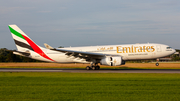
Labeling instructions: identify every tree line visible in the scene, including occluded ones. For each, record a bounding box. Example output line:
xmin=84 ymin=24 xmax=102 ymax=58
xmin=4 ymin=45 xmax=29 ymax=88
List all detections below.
xmin=0 ymin=48 xmax=179 ymax=62
xmin=0 ymin=48 xmax=39 ymax=62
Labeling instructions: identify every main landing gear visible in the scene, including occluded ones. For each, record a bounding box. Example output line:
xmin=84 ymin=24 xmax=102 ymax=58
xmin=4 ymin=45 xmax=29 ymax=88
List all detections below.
xmin=86 ymin=63 xmax=100 ymax=70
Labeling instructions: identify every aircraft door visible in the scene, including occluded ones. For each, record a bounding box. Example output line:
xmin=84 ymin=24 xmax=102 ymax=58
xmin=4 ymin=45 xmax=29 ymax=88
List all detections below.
xmin=156 ymin=45 xmax=161 ymax=52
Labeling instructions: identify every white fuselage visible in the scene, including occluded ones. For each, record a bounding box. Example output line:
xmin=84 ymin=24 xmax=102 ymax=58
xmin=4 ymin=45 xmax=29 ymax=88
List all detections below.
xmin=9 ymin=25 xmax=176 ymax=67
xmin=30 ymin=43 xmax=175 ymax=63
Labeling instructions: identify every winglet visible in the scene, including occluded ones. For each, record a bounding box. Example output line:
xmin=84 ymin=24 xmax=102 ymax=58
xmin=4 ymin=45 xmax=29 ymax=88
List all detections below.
xmin=44 ymin=43 xmax=54 ymax=49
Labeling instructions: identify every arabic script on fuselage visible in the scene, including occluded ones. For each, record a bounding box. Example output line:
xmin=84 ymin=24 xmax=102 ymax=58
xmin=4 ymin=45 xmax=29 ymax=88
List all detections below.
xmin=97 ymin=47 xmax=113 ymax=51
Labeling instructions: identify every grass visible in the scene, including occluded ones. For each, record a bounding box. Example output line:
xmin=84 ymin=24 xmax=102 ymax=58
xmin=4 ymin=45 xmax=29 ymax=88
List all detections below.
xmin=0 ymin=72 xmax=180 ymax=101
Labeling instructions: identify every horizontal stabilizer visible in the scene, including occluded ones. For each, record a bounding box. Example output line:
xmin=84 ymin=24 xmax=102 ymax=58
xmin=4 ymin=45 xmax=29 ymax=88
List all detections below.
xmin=44 ymin=43 xmax=54 ymax=49
xmin=13 ymin=51 xmax=30 ymax=56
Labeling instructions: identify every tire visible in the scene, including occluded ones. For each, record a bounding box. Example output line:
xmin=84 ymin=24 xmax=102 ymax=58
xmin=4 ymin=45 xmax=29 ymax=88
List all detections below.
xmin=96 ymin=66 xmax=100 ymax=70
xmin=86 ymin=66 xmax=90 ymax=70
xmin=156 ymin=63 xmax=159 ymax=66
xmin=92 ymin=66 xmax=96 ymax=70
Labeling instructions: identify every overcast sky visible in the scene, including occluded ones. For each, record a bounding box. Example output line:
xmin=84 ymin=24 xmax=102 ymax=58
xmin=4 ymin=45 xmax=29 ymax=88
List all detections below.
xmin=0 ymin=0 xmax=180 ymax=49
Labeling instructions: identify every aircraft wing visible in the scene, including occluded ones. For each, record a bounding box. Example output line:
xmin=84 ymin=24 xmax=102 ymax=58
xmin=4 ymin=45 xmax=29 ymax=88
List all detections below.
xmin=44 ymin=43 xmax=111 ymax=61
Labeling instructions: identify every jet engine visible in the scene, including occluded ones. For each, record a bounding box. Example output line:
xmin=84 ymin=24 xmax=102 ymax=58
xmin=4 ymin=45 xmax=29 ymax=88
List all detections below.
xmin=100 ymin=56 xmax=125 ymax=66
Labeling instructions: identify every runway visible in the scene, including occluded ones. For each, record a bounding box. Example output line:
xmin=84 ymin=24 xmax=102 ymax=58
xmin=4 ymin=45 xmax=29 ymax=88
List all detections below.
xmin=0 ymin=68 xmax=180 ymax=73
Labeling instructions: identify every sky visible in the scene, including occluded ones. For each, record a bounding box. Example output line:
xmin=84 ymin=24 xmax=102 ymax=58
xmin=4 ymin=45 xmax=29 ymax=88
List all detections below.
xmin=0 ymin=0 xmax=180 ymax=49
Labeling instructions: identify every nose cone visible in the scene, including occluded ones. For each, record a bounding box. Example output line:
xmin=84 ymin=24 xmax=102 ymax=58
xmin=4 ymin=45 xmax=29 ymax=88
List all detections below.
xmin=172 ymin=49 xmax=176 ymax=54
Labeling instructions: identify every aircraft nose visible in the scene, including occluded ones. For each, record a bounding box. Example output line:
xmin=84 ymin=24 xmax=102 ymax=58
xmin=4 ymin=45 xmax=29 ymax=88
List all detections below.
xmin=172 ymin=49 xmax=176 ymax=54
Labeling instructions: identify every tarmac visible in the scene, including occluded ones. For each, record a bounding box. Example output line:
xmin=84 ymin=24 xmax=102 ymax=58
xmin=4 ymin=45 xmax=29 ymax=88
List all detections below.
xmin=0 ymin=68 xmax=180 ymax=73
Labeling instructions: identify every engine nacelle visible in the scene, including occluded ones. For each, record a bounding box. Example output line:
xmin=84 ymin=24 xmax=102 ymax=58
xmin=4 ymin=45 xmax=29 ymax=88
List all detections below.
xmin=100 ymin=56 xmax=125 ymax=66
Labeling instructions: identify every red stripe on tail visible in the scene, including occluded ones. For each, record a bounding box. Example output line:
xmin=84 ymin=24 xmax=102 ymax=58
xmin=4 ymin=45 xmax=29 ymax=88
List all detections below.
xmin=22 ymin=35 xmax=55 ymax=62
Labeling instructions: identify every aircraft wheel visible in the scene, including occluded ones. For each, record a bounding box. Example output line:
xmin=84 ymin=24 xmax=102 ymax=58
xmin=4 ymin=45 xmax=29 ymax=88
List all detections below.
xmin=96 ymin=66 xmax=100 ymax=70
xmin=92 ymin=66 xmax=96 ymax=70
xmin=86 ymin=66 xmax=90 ymax=70
xmin=156 ymin=63 xmax=159 ymax=66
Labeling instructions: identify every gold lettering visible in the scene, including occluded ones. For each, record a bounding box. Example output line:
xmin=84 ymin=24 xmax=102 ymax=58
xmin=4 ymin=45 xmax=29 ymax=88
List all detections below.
xmin=117 ymin=45 xmax=155 ymax=53
xmin=146 ymin=46 xmax=150 ymax=52
xmin=98 ymin=47 xmax=114 ymax=51
xmin=122 ymin=47 xmax=125 ymax=53
xmin=102 ymin=47 xmax=106 ymax=50
xmin=123 ymin=47 xmax=131 ymax=53
xmin=143 ymin=46 xmax=146 ymax=52
xmin=134 ymin=47 xmax=138 ymax=53
xmin=128 ymin=47 xmax=131 ymax=53
xmin=131 ymin=45 xmax=134 ymax=53
xmin=117 ymin=46 xmax=122 ymax=53
xmin=151 ymin=46 xmax=155 ymax=52
xmin=138 ymin=46 xmax=142 ymax=52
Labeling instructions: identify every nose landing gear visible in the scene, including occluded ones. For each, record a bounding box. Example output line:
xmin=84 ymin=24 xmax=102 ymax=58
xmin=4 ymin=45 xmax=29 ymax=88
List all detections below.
xmin=156 ymin=59 xmax=159 ymax=66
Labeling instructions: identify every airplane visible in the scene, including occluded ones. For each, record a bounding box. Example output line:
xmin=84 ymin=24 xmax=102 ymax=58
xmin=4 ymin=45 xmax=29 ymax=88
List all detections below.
xmin=8 ymin=24 xmax=176 ymax=70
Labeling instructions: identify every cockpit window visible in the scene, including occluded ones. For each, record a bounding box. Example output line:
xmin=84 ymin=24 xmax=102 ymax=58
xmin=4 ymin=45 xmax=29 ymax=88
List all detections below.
xmin=166 ymin=47 xmax=172 ymax=49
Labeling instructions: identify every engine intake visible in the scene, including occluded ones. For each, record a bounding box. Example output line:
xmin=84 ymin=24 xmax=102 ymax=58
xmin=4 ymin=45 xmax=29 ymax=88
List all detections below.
xmin=100 ymin=56 xmax=125 ymax=66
